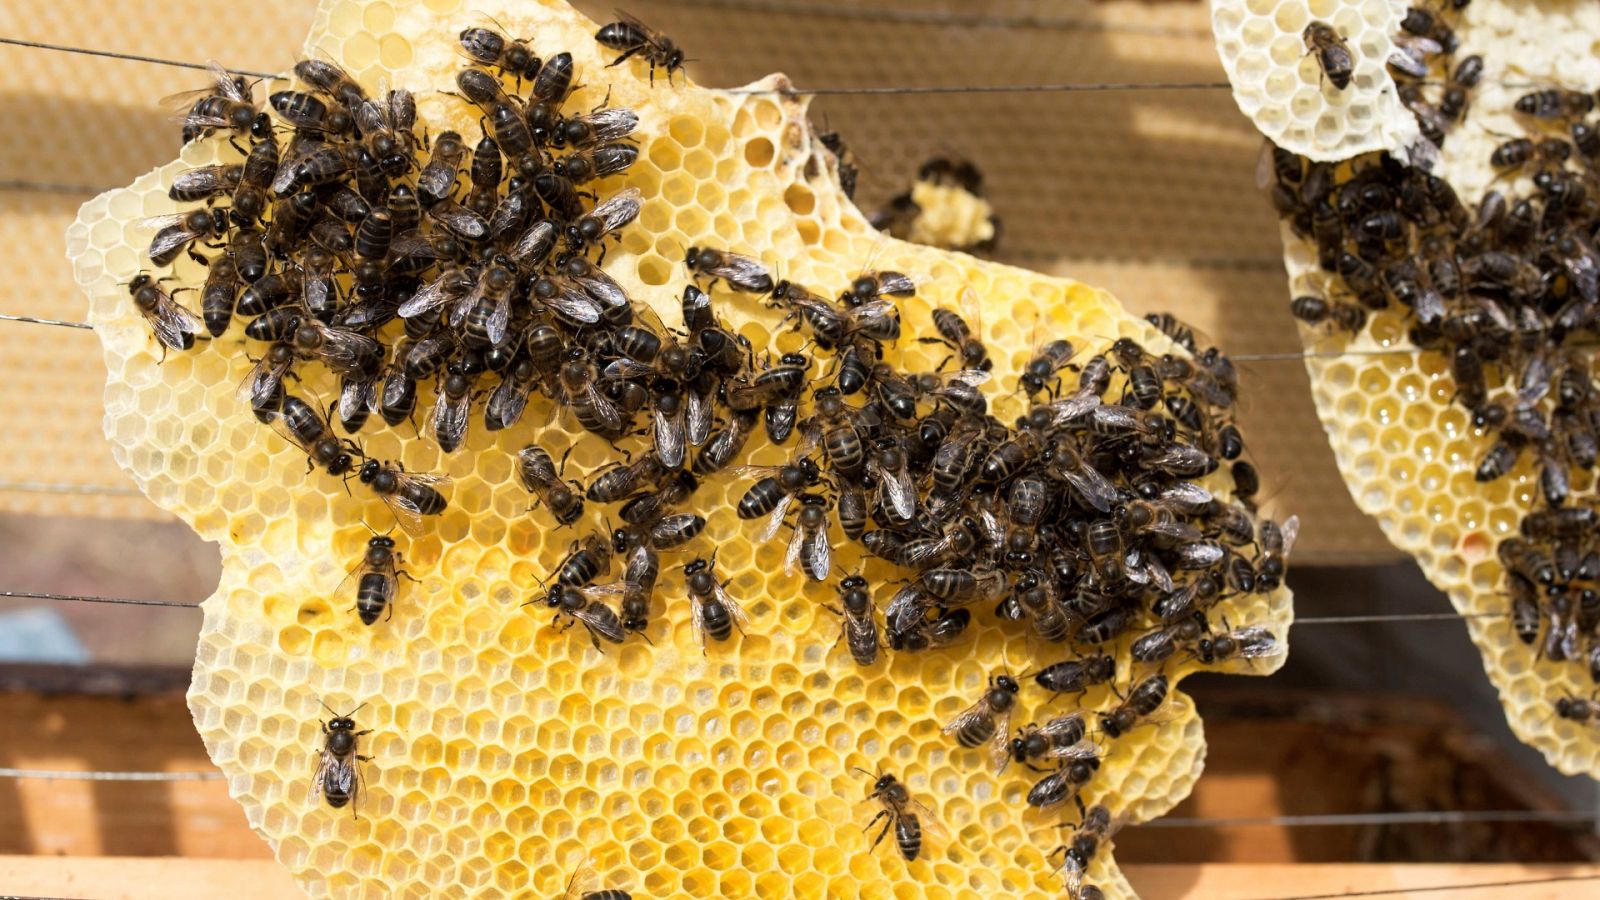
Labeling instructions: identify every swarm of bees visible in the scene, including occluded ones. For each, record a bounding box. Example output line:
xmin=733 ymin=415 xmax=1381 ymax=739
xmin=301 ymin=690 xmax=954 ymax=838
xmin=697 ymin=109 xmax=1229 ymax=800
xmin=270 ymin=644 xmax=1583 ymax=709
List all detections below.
xmin=142 ymin=12 xmax=1288 ymax=891
xmin=1267 ymin=4 xmax=1600 ymax=720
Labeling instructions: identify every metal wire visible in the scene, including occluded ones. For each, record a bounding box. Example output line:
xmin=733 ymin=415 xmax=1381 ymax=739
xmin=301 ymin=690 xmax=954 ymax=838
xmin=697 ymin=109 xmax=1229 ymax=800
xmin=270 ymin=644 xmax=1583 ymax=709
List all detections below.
xmin=1148 ymin=810 xmax=1599 ymax=828
xmin=1295 ymin=611 xmax=1505 ymax=626
xmin=0 ymin=479 xmax=143 ymax=497
xmin=716 ymin=80 xmax=1234 ymax=96
xmin=0 ymin=590 xmax=199 ymax=610
xmin=654 ymin=0 xmax=1215 ymax=39
xmin=0 ymin=36 xmax=274 ymax=79
xmin=0 ymin=312 xmax=93 ymax=330
xmin=0 ymin=766 xmax=222 ymax=782
xmin=0 ymin=178 xmax=109 ymax=195
xmin=1265 ymin=873 xmax=1600 ymax=900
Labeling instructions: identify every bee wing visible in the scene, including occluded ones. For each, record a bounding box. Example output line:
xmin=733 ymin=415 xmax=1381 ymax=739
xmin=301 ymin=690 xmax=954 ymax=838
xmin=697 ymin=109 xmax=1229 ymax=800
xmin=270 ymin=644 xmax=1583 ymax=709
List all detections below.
xmin=571 ymin=107 xmax=639 ymax=144
xmin=941 ymin=696 xmax=994 ymax=739
xmin=309 ymin=750 xmax=336 ymax=804
xmin=433 ymin=394 xmax=470 ymax=451
xmin=943 ymin=368 xmax=991 ymax=388
xmin=145 ymin=293 xmax=205 ymax=350
xmin=310 ymin=323 xmax=382 ymax=374
xmin=906 ymin=795 xmax=951 ymax=846
xmin=686 ymin=387 xmax=713 ymax=446
xmin=340 ymin=373 xmax=377 ymax=421
xmin=757 ymin=491 xmax=795 ymax=544
xmin=714 ymin=579 xmax=750 ymax=633
xmin=573 ymin=602 xmax=626 ymax=644
xmin=708 ymin=251 xmax=771 ymax=285
xmin=1049 ymin=390 xmax=1101 ymax=425
xmin=1279 ymin=515 xmax=1300 ymax=558
xmin=575 ymin=267 xmax=629 ymax=310
xmin=784 ymin=520 xmax=805 ymax=576
xmin=560 ymin=858 xmax=601 ymax=900
xmin=1060 ymin=462 xmax=1118 ymax=513
xmin=508 ymin=221 xmax=558 ymax=269
xmin=352 ymin=95 xmax=390 ymax=136
xmin=1038 ymin=712 xmax=1088 ymax=745
xmin=397 ymin=269 xmax=465 ymax=319
xmin=271 ymin=142 xmax=318 ymax=194
xmin=545 ymin=280 xmax=603 ymax=325
xmin=486 ymin=292 xmax=512 ymax=346
xmin=383 ymin=472 xmax=452 ymax=534
xmin=449 ymin=271 xmax=490 ymax=328
xmin=170 ymin=165 xmax=236 ymax=197
xmin=238 ymin=350 xmax=291 ymax=407
xmin=1141 ymin=552 xmax=1174 ymax=593
xmin=956 ymin=285 xmax=985 ymax=338
xmin=487 ymin=375 xmax=532 ymax=430
xmin=875 ymin=464 xmax=917 ymax=522
xmin=592 ymin=186 xmax=643 ymax=233
xmin=1231 ymin=627 xmax=1283 ymax=659
xmin=207 ymin=60 xmax=251 ymax=102
xmin=805 ymin=528 xmax=832 ymax=582
xmin=427 ymin=200 xmax=490 ymax=241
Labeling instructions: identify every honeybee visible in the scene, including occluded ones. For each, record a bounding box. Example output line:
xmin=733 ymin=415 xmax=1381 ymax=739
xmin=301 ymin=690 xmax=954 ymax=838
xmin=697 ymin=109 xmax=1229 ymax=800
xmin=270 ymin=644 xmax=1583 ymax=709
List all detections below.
xmin=827 ymin=575 xmax=881 ymax=666
xmin=128 ymin=273 xmax=204 ymax=353
xmin=341 ymin=533 xmax=415 ymax=625
xmin=685 ymin=246 xmax=775 ymax=293
xmin=1005 ymin=713 xmax=1089 ymax=774
xmin=596 ymin=13 xmax=687 ymax=84
xmin=518 ymin=446 xmax=585 ymax=526
xmin=943 ymin=674 xmax=1020 ymax=770
xmin=857 ymin=769 xmax=946 ymax=862
xmin=1303 ymin=22 xmax=1354 ymax=90
xmin=311 ymin=701 xmax=372 ymax=817
xmin=559 ymin=858 xmax=633 ymax=900
xmin=1099 ymin=674 xmax=1169 ymax=738
xmin=686 ymin=556 xmax=748 ymax=649
xmin=356 ymin=459 xmax=450 ymax=534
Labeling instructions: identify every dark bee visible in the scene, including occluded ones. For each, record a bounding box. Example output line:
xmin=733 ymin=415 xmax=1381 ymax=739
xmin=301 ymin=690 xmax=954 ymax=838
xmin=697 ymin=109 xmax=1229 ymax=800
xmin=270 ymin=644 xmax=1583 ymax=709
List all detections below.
xmin=342 ymin=534 xmax=414 ymax=625
xmin=518 ymin=446 xmax=585 ymax=526
xmin=1554 ymin=695 xmax=1600 ymax=727
xmin=168 ymin=164 xmax=241 ymax=203
xmin=273 ymin=394 xmax=356 ymax=476
xmin=553 ymin=142 xmax=639 ymax=184
xmin=1099 ymin=674 xmax=1169 ymax=738
xmin=1195 ymin=624 xmax=1280 ymax=665
xmin=943 ymin=674 xmax=1020 ymax=770
xmin=1129 ymin=614 xmax=1207 ymax=665
xmin=818 ymin=129 xmax=859 ymax=198
xmin=565 ymin=187 xmax=643 ymax=254
xmin=785 ymin=493 xmax=833 ymax=582
xmin=685 ymin=246 xmax=775 ymax=293
xmin=925 ymin=288 xmax=992 ymax=371
xmin=1020 ymin=339 xmax=1075 ymax=398
xmin=1025 ymin=745 xmax=1102 ymax=810
xmin=1005 ymin=712 xmax=1088 ymax=774
xmin=144 ymin=207 xmax=231 ymax=266
xmin=1303 ymin=22 xmax=1354 ymax=91
xmin=532 ymin=51 xmax=576 ymax=104
xmin=1290 ymin=294 xmax=1367 ymax=332
xmin=595 ymin=13 xmax=687 ymax=84
xmin=541 ymin=582 xmax=627 ymax=651
xmin=858 ymin=769 xmax=943 ymax=862
xmin=686 ymin=556 xmax=748 ymax=649
xmin=559 ymin=859 xmax=633 ymax=900
xmin=170 ymin=61 xmax=266 ymax=144
xmin=1514 ymin=88 xmax=1595 ymax=122
xmin=827 ymin=575 xmax=880 ymax=667
xmin=458 ymin=25 xmax=541 ymax=83
xmin=694 ymin=409 xmax=761 ymax=476
xmin=311 ymin=701 xmax=371 ymax=816
xmin=357 ymin=459 xmax=450 ymax=533
xmin=128 ymin=273 xmax=204 ymax=353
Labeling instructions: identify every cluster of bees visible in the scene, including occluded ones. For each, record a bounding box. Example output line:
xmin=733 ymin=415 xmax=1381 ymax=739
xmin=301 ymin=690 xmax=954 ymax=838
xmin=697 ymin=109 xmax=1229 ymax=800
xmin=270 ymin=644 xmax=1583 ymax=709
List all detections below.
xmin=1275 ymin=6 xmax=1600 ymax=723
xmin=133 ymin=14 xmax=1289 ymax=894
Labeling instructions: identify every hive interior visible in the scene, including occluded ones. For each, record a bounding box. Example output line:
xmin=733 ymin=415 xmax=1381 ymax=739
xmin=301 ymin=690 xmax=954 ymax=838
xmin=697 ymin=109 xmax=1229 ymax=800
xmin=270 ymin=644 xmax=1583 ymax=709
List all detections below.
xmin=1224 ymin=0 xmax=1600 ymax=776
xmin=65 ymin=0 xmax=1292 ymax=896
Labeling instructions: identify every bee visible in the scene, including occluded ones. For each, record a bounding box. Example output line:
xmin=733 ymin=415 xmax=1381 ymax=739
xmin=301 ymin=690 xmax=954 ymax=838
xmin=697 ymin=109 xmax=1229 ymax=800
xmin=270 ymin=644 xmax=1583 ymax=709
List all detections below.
xmin=1055 ymin=803 xmax=1116 ymax=900
xmin=685 ymin=246 xmax=775 ymax=293
xmin=274 ymin=394 xmax=356 ymax=476
xmin=858 ymin=769 xmax=944 ymax=862
xmin=541 ymin=582 xmax=627 ymax=651
xmin=924 ymin=287 xmax=992 ymax=371
xmin=1289 ymin=294 xmax=1367 ymax=332
xmin=341 ymin=534 xmax=415 ymax=625
xmin=485 ymin=355 xmax=540 ymax=432
xmin=844 ymin=268 xmax=917 ymax=306
xmin=614 ymin=542 xmax=661 ymax=635
xmin=1025 ymin=744 xmax=1102 ymax=810
xmin=1255 ymin=515 xmax=1298 ymax=592
xmin=886 ymin=603 xmax=971 ymax=652
xmin=818 ymin=128 xmax=859 ymax=199
xmin=553 ymin=142 xmax=640 ymax=184
xmin=558 ymin=107 xmax=641 ymax=149
xmin=595 ymin=13 xmax=687 ymax=84
xmin=561 ymin=187 xmax=643 ymax=256
xmin=518 ymin=446 xmax=585 ymax=526
xmin=311 ymin=701 xmax=371 ymax=816
xmin=686 ymin=556 xmax=748 ymax=649
xmin=735 ymin=456 xmax=823 ymax=543
xmin=170 ymin=61 xmax=266 ymax=144
xmin=458 ymin=24 xmax=541 ymax=83
xmin=128 ymin=273 xmax=204 ymax=353
xmin=558 ymin=355 xmax=627 ymax=438
xmin=588 ymin=455 xmax=668 ymax=505
xmin=532 ymin=50 xmax=576 ymax=104
xmin=1015 ymin=571 xmax=1074 ymax=645
xmin=866 ymin=515 xmax=980 ymax=572
xmin=786 ymin=493 xmax=834 ymax=582
xmin=1053 ymin=437 xmax=1121 ymax=514
xmin=338 ymin=360 xmax=382 ymax=435
xmin=1514 ymin=88 xmax=1595 ymax=122
xmin=1099 ymin=674 xmax=1169 ymax=738
xmin=357 ymin=459 xmax=450 ymax=533
xmin=943 ymin=674 xmax=1021 ymax=769
xmin=694 ymin=409 xmax=760 ymax=476
xmin=1129 ymin=614 xmax=1208 ymax=665
xmin=1020 ymin=339 xmax=1076 ymax=398
xmin=1554 ymin=695 xmax=1600 ymax=727
xmin=827 ymin=575 xmax=880 ymax=666
xmin=168 ymin=164 xmax=242 ymax=203
xmin=144 ymin=207 xmax=230 ymax=267
xmin=1006 ymin=713 xmax=1089 ymax=774
xmin=1303 ymin=22 xmax=1354 ymax=91
xmin=1194 ymin=624 xmax=1280 ymax=664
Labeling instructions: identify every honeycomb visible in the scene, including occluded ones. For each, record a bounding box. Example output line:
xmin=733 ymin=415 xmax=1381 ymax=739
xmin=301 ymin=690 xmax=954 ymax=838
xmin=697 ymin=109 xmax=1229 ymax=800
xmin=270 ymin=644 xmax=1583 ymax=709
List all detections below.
xmin=1234 ymin=0 xmax=1600 ymax=776
xmin=1210 ymin=0 xmax=1420 ymax=162
xmin=65 ymin=0 xmax=1292 ymax=896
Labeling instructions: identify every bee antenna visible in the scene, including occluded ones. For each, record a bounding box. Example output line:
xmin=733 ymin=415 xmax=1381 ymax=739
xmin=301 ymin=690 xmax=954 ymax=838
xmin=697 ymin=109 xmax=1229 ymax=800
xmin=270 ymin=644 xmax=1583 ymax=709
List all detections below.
xmin=318 ymin=699 xmax=339 ymax=717
xmin=850 ymin=766 xmax=875 ymax=779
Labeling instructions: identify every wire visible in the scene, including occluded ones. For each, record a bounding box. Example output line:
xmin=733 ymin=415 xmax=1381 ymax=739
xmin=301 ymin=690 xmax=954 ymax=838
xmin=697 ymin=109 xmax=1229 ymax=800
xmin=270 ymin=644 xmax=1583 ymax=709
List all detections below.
xmin=0 ymin=766 xmax=222 ymax=782
xmin=716 ymin=80 xmax=1233 ymax=97
xmin=0 ymin=178 xmax=109 ymax=195
xmin=0 ymin=479 xmax=144 ymax=497
xmin=653 ymin=0 xmax=1214 ymax=38
xmin=0 ymin=36 xmax=274 ymax=79
xmin=0 ymin=312 xmax=93 ymax=330
xmin=1263 ymin=873 xmax=1600 ymax=900
xmin=1146 ymin=809 xmax=1599 ymax=828
xmin=0 ymin=590 xmax=199 ymax=610
xmin=1294 ymin=611 xmax=1504 ymax=626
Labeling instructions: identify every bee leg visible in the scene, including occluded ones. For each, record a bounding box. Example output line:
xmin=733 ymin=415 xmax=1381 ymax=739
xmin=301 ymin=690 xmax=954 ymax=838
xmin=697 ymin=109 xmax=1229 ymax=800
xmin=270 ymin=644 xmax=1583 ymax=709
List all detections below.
xmin=868 ymin=812 xmax=894 ymax=852
xmin=606 ymin=45 xmax=647 ymax=68
xmin=584 ymin=624 xmax=604 ymax=652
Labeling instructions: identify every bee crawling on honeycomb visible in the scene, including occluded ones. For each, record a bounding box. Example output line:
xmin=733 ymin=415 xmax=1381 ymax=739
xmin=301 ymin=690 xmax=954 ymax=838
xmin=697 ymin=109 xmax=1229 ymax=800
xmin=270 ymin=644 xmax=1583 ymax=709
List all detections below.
xmin=70 ymin=0 xmax=1295 ymax=895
